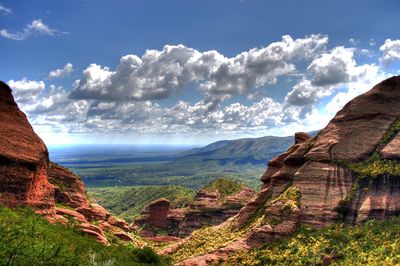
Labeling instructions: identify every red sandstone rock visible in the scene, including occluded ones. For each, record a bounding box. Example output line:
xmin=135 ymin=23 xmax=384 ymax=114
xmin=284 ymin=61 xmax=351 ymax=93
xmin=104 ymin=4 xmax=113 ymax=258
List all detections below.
xmin=81 ymin=229 xmax=109 ymax=245
xmin=76 ymin=204 xmax=109 ymax=222
xmin=306 ymin=76 xmax=400 ymax=162
xmin=0 ymin=81 xmax=132 ymax=245
xmin=0 ymin=82 xmax=55 ymax=210
xmin=55 ymin=207 xmax=87 ymax=223
xmin=234 ymin=76 xmax=400 ymax=248
xmin=114 ymin=232 xmax=134 ymax=242
xmin=380 ymin=133 xmax=400 ymax=159
xmin=107 ymin=215 xmax=130 ymax=231
xmin=136 ymin=186 xmax=256 ymax=238
xmin=295 ymin=132 xmax=311 ymax=144
xmin=48 ymin=163 xmax=89 ymax=208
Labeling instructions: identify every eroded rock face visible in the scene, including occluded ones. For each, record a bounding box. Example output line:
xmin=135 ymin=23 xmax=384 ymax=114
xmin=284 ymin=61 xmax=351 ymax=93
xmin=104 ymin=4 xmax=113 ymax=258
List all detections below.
xmin=136 ymin=186 xmax=256 ymax=239
xmin=306 ymin=76 xmax=400 ymax=162
xmin=380 ymin=133 xmax=400 ymax=159
xmin=164 ymin=76 xmax=400 ymax=265
xmin=238 ymin=76 xmax=400 ymax=232
xmin=0 ymin=81 xmax=134 ymax=244
xmin=0 ymin=81 xmax=55 ymax=210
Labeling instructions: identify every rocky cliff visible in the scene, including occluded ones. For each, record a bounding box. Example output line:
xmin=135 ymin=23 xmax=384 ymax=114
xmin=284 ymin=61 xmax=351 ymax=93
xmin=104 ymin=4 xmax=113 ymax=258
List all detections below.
xmin=0 ymin=81 xmax=135 ymax=245
xmin=135 ymin=179 xmax=256 ymax=240
xmin=162 ymin=76 xmax=400 ymax=265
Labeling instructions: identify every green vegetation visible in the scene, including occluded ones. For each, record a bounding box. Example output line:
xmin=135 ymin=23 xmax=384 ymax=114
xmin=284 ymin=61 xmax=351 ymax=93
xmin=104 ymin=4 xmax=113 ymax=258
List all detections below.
xmin=52 ymin=138 xmax=290 ymax=191
xmin=170 ymin=219 xmax=248 ymax=263
xmin=377 ymin=117 xmax=400 ymax=150
xmin=202 ymin=178 xmax=244 ymax=199
xmin=88 ymin=186 xmax=196 ymax=222
xmin=0 ymin=205 xmax=170 ymax=266
xmin=74 ymin=161 xmax=264 ymax=190
xmin=335 ymin=118 xmax=400 ymax=219
xmin=225 ymin=217 xmax=400 ymax=265
xmin=346 ymin=152 xmax=400 ymax=177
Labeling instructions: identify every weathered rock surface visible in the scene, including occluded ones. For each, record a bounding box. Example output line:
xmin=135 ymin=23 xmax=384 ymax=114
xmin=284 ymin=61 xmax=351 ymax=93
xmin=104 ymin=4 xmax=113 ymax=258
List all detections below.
xmin=0 ymin=81 xmax=134 ymax=244
xmin=306 ymin=76 xmax=400 ymax=162
xmin=164 ymin=76 xmax=400 ymax=265
xmin=135 ymin=185 xmax=256 ymax=240
xmin=241 ymin=76 xmax=400 ymax=231
xmin=380 ymin=133 xmax=400 ymax=159
xmin=0 ymin=81 xmax=55 ymax=210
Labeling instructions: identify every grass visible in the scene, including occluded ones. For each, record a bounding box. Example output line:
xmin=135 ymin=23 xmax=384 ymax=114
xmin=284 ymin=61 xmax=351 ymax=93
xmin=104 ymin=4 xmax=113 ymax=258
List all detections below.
xmin=69 ymin=160 xmax=264 ymax=190
xmin=170 ymin=219 xmax=249 ymax=263
xmin=0 ymin=205 xmax=170 ymax=266
xmin=202 ymin=178 xmax=244 ymax=199
xmin=225 ymin=217 xmax=400 ymax=265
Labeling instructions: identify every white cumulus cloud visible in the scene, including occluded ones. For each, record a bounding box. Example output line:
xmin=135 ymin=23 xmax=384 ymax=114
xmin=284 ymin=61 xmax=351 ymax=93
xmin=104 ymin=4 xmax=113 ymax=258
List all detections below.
xmin=49 ymin=63 xmax=74 ymax=79
xmin=380 ymin=39 xmax=400 ymax=65
xmin=8 ymin=79 xmax=45 ymax=103
xmin=70 ymin=35 xmax=328 ymax=103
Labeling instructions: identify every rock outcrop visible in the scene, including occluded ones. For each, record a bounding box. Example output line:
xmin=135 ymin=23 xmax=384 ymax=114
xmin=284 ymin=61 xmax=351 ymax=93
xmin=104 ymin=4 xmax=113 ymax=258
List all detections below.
xmin=135 ymin=181 xmax=256 ymax=240
xmin=0 ymin=81 xmax=134 ymax=245
xmin=0 ymin=81 xmax=55 ymax=211
xmin=238 ymin=76 xmax=400 ymax=233
xmin=163 ymin=76 xmax=400 ymax=264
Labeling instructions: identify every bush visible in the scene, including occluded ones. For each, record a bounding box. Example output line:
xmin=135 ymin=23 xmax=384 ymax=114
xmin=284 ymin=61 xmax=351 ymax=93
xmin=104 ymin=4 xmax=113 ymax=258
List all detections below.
xmin=226 ymin=217 xmax=400 ymax=265
xmin=0 ymin=205 xmax=170 ymax=266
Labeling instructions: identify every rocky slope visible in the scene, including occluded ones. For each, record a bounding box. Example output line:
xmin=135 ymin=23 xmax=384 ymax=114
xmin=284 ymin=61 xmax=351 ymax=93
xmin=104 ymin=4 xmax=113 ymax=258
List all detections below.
xmin=162 ymin=76 xmax=400 ymax=265
xmin=135 ymin=179 xmax=256 ymax=240
xmin=0 ymin=81 xmax=135 ymax=245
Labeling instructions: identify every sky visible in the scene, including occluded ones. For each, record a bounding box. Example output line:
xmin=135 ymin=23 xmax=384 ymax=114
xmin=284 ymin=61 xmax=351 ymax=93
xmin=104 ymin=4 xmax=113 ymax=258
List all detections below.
xmin=1 ymin=0 xmax=400 ymax=145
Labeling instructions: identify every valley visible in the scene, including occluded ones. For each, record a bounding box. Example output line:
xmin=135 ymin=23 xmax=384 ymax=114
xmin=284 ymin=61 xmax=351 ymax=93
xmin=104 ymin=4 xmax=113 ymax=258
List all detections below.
xmin=49 ymin=136 xmax=293 ymax=190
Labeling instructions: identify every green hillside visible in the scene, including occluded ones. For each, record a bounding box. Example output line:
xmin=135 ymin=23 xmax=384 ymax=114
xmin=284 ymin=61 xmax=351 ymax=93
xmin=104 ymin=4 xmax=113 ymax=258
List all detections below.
xmin=0 ymin=205 xmax=169 ymax=266
xmin=225 ymin=217 xmax=400 ymax=265
xmin=89 ymin=186 xmax=196 ymax=223
xmin=202 ymin=178 xmax=244 ymax=199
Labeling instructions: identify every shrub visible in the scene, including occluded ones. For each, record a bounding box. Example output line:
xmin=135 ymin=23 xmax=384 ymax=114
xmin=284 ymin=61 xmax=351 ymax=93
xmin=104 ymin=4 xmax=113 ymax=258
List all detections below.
xmin=0 ymin=205 xmax=170 ymax=266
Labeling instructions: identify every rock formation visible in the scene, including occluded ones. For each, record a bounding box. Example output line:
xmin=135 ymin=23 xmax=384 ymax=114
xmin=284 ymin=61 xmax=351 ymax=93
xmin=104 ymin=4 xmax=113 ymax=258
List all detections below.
xmin=135 ymin=181 xmax=256 ymax=240
xmin=0 ymin=81 xmax=55 ymax=211
xmin=162 ymin=76 xmax=400 ymax=264
xmin=238 ymin=75 xmax=400 ymax=235
xmin=0 ymin=81 xmax=134 ymax=245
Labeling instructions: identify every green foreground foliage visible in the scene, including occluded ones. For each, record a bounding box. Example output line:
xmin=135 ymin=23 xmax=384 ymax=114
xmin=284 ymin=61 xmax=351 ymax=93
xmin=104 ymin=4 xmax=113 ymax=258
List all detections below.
xmin=0 ymin=205 xmax=170 ymax=266
xmin=225 ymin=217 xmax=400 ymax=265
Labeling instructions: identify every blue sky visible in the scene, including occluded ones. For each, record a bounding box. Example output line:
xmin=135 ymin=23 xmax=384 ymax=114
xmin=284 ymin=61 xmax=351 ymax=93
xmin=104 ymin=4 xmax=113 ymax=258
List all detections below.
xmin=1 ymin=0 xmax=400 ymax=145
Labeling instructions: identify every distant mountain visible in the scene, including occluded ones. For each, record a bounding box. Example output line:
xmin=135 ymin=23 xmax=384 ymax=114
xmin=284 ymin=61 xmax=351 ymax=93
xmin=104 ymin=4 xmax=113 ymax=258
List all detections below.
xmin=174 ymin=135 xmax=299 ymax=166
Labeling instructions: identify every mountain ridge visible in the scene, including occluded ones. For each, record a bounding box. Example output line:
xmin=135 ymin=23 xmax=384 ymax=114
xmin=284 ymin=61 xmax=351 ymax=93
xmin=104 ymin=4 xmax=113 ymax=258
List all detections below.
xmin=161 ymin=75 xmax=400 ymax=265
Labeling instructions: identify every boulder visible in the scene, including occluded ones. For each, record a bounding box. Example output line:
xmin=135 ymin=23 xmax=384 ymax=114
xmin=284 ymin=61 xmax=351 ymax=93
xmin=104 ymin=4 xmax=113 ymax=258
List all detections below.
xmin=294 ymin=132 xmax=311 ymax=144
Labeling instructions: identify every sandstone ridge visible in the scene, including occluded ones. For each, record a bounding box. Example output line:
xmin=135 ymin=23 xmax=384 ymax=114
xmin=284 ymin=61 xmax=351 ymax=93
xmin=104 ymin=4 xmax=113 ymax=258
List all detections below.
xmin=163 ymin=76 xmax=400 ymax=265
xmin=135 ymin=179 xmax=256 ymax=241
xmin=0 ymin=81 xmax=135 ymax=245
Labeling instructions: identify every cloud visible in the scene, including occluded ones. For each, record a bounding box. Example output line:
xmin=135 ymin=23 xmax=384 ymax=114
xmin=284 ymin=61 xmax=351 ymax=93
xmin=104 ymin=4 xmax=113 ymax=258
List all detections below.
xmin=8 ymin=79 xmax=45 ymax=103
xmin=285 ymin=79 xmax=325 ymax=106
xmin=0 ymin=19 xmax=65 ymax=40
xmin=70 ymin=35 xmax=328 ymax=103
xmin=0 ymin=3 xmax=11 ymax=14
xmin=307 ymin=47 xmax=355 ymax=86
xmin=12 ymin=35 xmax=396 ymax=144
xmin=49 ymin=63 xmax=74 ymax=79
xmin=380 ymin=39 xmax=400 ymax=65
xmin=285 ymin=45 xmax=381 ymax=108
